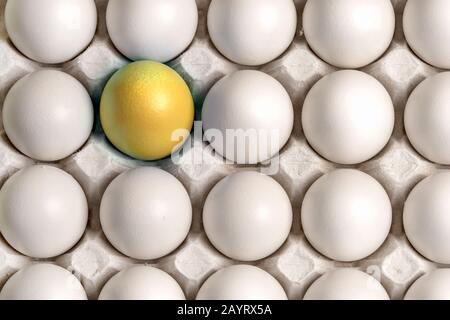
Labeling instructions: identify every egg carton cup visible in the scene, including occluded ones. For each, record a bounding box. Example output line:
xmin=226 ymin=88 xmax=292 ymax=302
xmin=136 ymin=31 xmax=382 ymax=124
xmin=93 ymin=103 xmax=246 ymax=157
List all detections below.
xmin=0 ymin=0 xmax=446 ymax=300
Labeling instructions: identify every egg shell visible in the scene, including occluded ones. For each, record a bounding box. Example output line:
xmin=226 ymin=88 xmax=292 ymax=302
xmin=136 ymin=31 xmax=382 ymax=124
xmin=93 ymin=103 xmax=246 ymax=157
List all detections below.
xmin=301 ymin=169 xmax=392 ymax=262
xmin=403 ymin=0 xmax=450 ymax=69
xmin=203 ymin=171 xmax=293 ymax=261
xmin=302 ymin=70 xmax=394 ymax=165
xmin=5 ymin=0 xmax=97 ymax=64
xmin=100 ymin=61 xmax=195 ymax=161
xmin=404 ymin=269 xmax=450 ymax=300
xmin=106 ymin=0 xmax=198 ymax=62
xmin=99 ymin=266 xmax=185 ymax=300
xmin=303 ymin=269 xmax=390 ymax=300
xmin=0 ymin=264 xmax=87 ymax=300
xmin=303 ymin=0 xmax=395 ymax=68
xmin=2 ymin=70 xmax=94 ymax=162
xmin=403 ymin=172 xmax=450 ymax=264
xmin=100 ymin=167 xmax=192 ymax=260
xmin=196 ymin=265 xmax=287 ymax=300
xmin=0 ymin=165 xmax=88 ymax=259
xmin=207 ymin=0 xmax=297 ymax=66
xmin=404 ymin=72 xmax=450 ymax=165
xmin=202 ymin=70 xmax=294 ymax=164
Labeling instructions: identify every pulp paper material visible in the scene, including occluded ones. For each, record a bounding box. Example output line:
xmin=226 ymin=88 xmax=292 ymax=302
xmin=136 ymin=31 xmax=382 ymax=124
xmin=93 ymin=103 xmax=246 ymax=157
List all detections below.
xmin=0 ymin=0 xmax=442 ymax=299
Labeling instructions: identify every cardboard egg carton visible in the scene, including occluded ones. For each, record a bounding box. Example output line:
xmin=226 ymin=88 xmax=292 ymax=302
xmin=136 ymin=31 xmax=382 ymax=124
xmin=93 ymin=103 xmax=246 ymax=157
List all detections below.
xmin=0 ymin=0 xmax=445 ymax=300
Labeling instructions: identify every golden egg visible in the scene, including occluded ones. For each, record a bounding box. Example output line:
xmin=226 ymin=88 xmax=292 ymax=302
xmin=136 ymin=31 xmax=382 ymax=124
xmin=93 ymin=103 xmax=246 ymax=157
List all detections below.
xmin=100 ymin=61 xmax=194 ymax=160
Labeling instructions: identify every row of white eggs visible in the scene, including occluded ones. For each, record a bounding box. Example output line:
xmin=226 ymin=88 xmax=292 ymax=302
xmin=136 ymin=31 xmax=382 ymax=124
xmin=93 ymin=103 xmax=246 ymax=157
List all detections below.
xmin=4 ymin=67 xmax=450 ymax=166
xmin=2 ymin=165 xmax=450 ymax=265
xmin=4 ymin=0 xmax=450 ymax=69
xmin=1 ymin=263 xmax=450 ymax=300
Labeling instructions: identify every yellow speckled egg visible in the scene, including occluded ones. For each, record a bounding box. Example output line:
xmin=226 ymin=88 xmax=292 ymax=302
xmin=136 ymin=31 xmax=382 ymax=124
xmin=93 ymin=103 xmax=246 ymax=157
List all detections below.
xmin=100 ymin=61 xmax=194 ymax=160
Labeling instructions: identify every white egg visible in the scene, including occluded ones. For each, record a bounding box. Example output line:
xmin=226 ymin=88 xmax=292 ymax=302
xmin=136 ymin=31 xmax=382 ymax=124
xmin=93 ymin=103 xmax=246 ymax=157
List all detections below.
xmin=203 ymin=171 xmax=292 ymax=262
xmin=404 ymin=0 xmax=450 ymax=69
xmin=304 ymin=269 xmax=389 ymax=300
xmin=99 ymin=266 xmax=185 ymax=300
xmin=405 ymin=73 xmax=450 ymax=164
xmin=202 ymin=70 xmax=294 ymax=164
xmin=302 ymin=70 xmax=394 ymax=165
xmin=0 ymin=264 xmax=87 ymax=300
xmin=0 ymin=165 xmax=88 ymax=259
xmin=207 ymin=0 xmax=297 ymax=66
xmin=100 ymin=167 xmax=192 ymax=260
xmin=404 ymin=269 xmax=450 ymax=300
xmin=403 ymin=172 xmax=450 ymax=264
xmin=2 ymin=70 xmax=94 ymax=162
xmin=196 ymin=265 xmax=287 ymax=300
xmin=5 ymin=0 xmax=97 ymax=64
xmin=106 ymin=0 xmax=198 ymax=62
xmin=303 ymin=0 xmax=395 ymax=68
xmin=301 ymin=169 xmax=392 ymax=262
